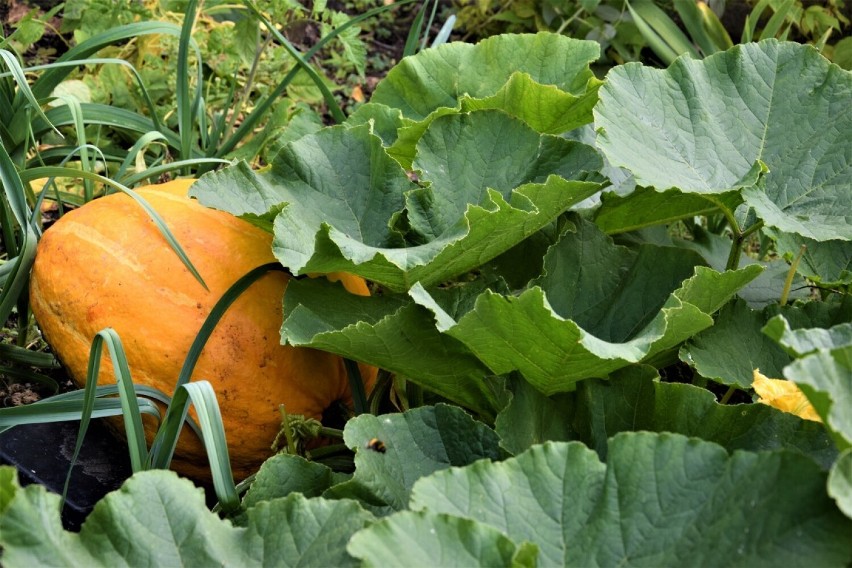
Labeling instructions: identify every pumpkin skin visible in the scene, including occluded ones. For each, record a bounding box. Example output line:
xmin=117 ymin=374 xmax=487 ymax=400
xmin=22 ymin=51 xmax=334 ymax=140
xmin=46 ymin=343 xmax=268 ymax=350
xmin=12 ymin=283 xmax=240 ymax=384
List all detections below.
xmin=30 ymin=179 xmax=374 ymax=480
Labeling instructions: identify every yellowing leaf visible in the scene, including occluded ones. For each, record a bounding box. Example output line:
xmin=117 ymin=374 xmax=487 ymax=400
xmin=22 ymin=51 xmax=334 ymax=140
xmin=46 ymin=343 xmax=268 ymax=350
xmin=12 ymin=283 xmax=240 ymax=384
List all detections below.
xmin=753 ymin=369 xmax=822 ymax=423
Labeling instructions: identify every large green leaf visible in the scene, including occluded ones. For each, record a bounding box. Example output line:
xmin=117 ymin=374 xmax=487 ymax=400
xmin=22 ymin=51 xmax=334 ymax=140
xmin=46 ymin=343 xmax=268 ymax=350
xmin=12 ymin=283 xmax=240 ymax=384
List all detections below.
xmin=672 ymin=226 xmax=810 ymax=308
xmin=0 ymin=469 xmax=373 ymax=567
xmin=829 ymin=449 xmax=852 ymax=519
xmin=496 ymin=371 xmax=838 ymax=469
xmin=770 ymin=230 xmax=852 ymax=286
xmin=323 ymin=405 xmax=503 ymax=516
xmin=412 ymin=220 xmax=761 ymax=393
xmin=348 ymin=511 xmax=537 ymax=568
xmin=595 ymin=40 xmax=852 ymax=241
xmin=409 ymin=433 xmax=852 ymax=567
xmin=240 ymin=453 xmax=344 ymax=510
xmin=192 ymin=113 xmax=602 ymax=292
xmin=784 ymin=345 xmax=852 ymax=449
xmin=371 ymin=33 xmax=600 ymax=121
xmin=280 ymin=279 xmax=501 ymax=416
xmin=763 ymin=316 xmax=852 ymax=357
xmin=680 ymin=299 xmax=793 ymax=388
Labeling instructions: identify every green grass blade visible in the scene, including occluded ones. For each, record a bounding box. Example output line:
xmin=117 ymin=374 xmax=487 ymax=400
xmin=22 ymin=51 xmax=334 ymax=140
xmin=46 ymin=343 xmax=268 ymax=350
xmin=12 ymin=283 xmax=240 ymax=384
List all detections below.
xmin=404 ymin=1 xmax=428 ymax=57
xmin=5 ymin=58 xmax=164 ymax=133
xmin=214 ymin=0 xmax=417 ymax=159
xmin=244 ymin=0 xmax=345 ymax=124
xmin=148 ymin=263 xmax=284 ymax=469
xmin=33 ymin=104 xmax=185 ymax=152
xmin=759 ymin=0 xmax=795 ymax=40
xmin=176 ymin=0 xmax=200 ymax=163
xmin=742 ymin=0 xmax=772 ymax=42
xmin=431 ymin=14 xmax=456 ymax=48
xmin=0 ymin=141 xmax=36 ymax=327
xmin=0 ymin=49 xmax=60 ymax=139
xmin=31 ymin=22 xmax=185 ymax=102
xmin=0 ymin=342 xmax=59 ymax=367
xmin=642 ymin=4 xmax=699 ymax=58
xmin=181 ymin=381 xmax=238 ymax=511
xmin=82 ymin=329 xmax=149 ymax=473
xmin=51 ymin=96 xmax=95 ymax=201
xmin=118 ymin=158 xmax=229 ymax=188
xmin=420 ymin=0 xmax=442 ymax=52
xmin=0 ymin=399 xmax=146 ymax=429
xmin=626 ymin=1 xmax=682 ymax=65
xmin=697 ymin=1 xmax=733 ymax=50
xmin=674 ymin=0 xmax=719 ymax=56
xmin=22 ymin=166 xmax=208 ymax=290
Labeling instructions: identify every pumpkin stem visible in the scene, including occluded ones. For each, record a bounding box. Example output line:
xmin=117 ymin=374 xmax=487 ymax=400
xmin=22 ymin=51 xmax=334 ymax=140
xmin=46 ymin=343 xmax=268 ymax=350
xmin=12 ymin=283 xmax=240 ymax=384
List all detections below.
xmin=271 ymin=406 xmax=326 ymax=455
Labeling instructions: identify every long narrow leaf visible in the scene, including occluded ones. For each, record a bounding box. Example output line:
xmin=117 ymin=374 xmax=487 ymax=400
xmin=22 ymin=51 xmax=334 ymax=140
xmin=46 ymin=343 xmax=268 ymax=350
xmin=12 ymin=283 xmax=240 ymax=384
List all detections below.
xmin=674 ymin=0 xmax=719 ymax=56
xmin=176 ymin=0 xmax=201 ymax=163
xmin=21 ymin=166 xmax=208 ymax=289
xmin=431 ymin=15 xmax=456 ymax=48
xmin=118 ymin=158 xmax=230 ymax=188
xmin=2 ymin=58 xmax=164 ymax=133
xmin=403 ymin=0 xmax=427 ymax=57
xmin=0 ymin=141 xmax=36 ymax=327
xmin=214 ymin=0 xmax=417 ymax=159
xmin=0 ymin=50 xmax=60 ymax=139
xmin=629 ymin=0 xmax=699 ymax=60
xmin=31 ymin=22 xmax=185 ymax=101
xmin=0 ymin=342 xmax=58 ymax=367
xmin=0 ymin=398 xmax=155 ymax=429
xmin=420 ymin=0 xmax=442 ymax=52
xmin=181 ymin=381 xmax=238 ymax=511
xmin=626 ymin=1 xmax=682 ymax=65
xmin=51 ymin=97 xmax=96 ymax=201
xmin=759 ymin=0 xmax=795 ymax=40
xmin=33 ymin=104 xmax=185 ymax=152
xmin=79 ymin=329 xmax=149 ymax=473
xmin=244 ymin=0 xmax=345 ymax=123
xmin=742 ymin=0 xmax=772 ymax=42
xmin=148 ymin=263 xmax=285 ymax=469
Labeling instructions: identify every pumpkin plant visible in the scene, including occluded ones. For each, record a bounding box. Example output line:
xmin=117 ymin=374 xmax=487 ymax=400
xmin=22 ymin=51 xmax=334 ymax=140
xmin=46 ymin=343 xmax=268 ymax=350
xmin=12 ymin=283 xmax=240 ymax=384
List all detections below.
xmin=2 ymin=33 xmax=852 ymax=566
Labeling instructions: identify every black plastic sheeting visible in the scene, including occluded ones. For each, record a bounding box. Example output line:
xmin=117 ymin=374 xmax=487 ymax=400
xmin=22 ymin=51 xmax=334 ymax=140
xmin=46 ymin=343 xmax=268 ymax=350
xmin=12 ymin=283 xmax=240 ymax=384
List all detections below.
xmin=0 ymin=420 xmax=131 ymax=531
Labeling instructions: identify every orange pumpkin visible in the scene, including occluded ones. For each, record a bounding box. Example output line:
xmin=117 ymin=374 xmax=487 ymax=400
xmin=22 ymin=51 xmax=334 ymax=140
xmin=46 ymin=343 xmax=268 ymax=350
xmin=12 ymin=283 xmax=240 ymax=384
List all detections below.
xmin=29 ymin=179 xmax=374 ymax=480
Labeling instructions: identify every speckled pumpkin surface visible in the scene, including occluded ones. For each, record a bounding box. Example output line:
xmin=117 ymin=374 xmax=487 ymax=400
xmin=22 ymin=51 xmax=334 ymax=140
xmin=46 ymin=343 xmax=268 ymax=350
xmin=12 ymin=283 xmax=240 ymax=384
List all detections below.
xmin=29 ymin=179 xmax=374 ymax=480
